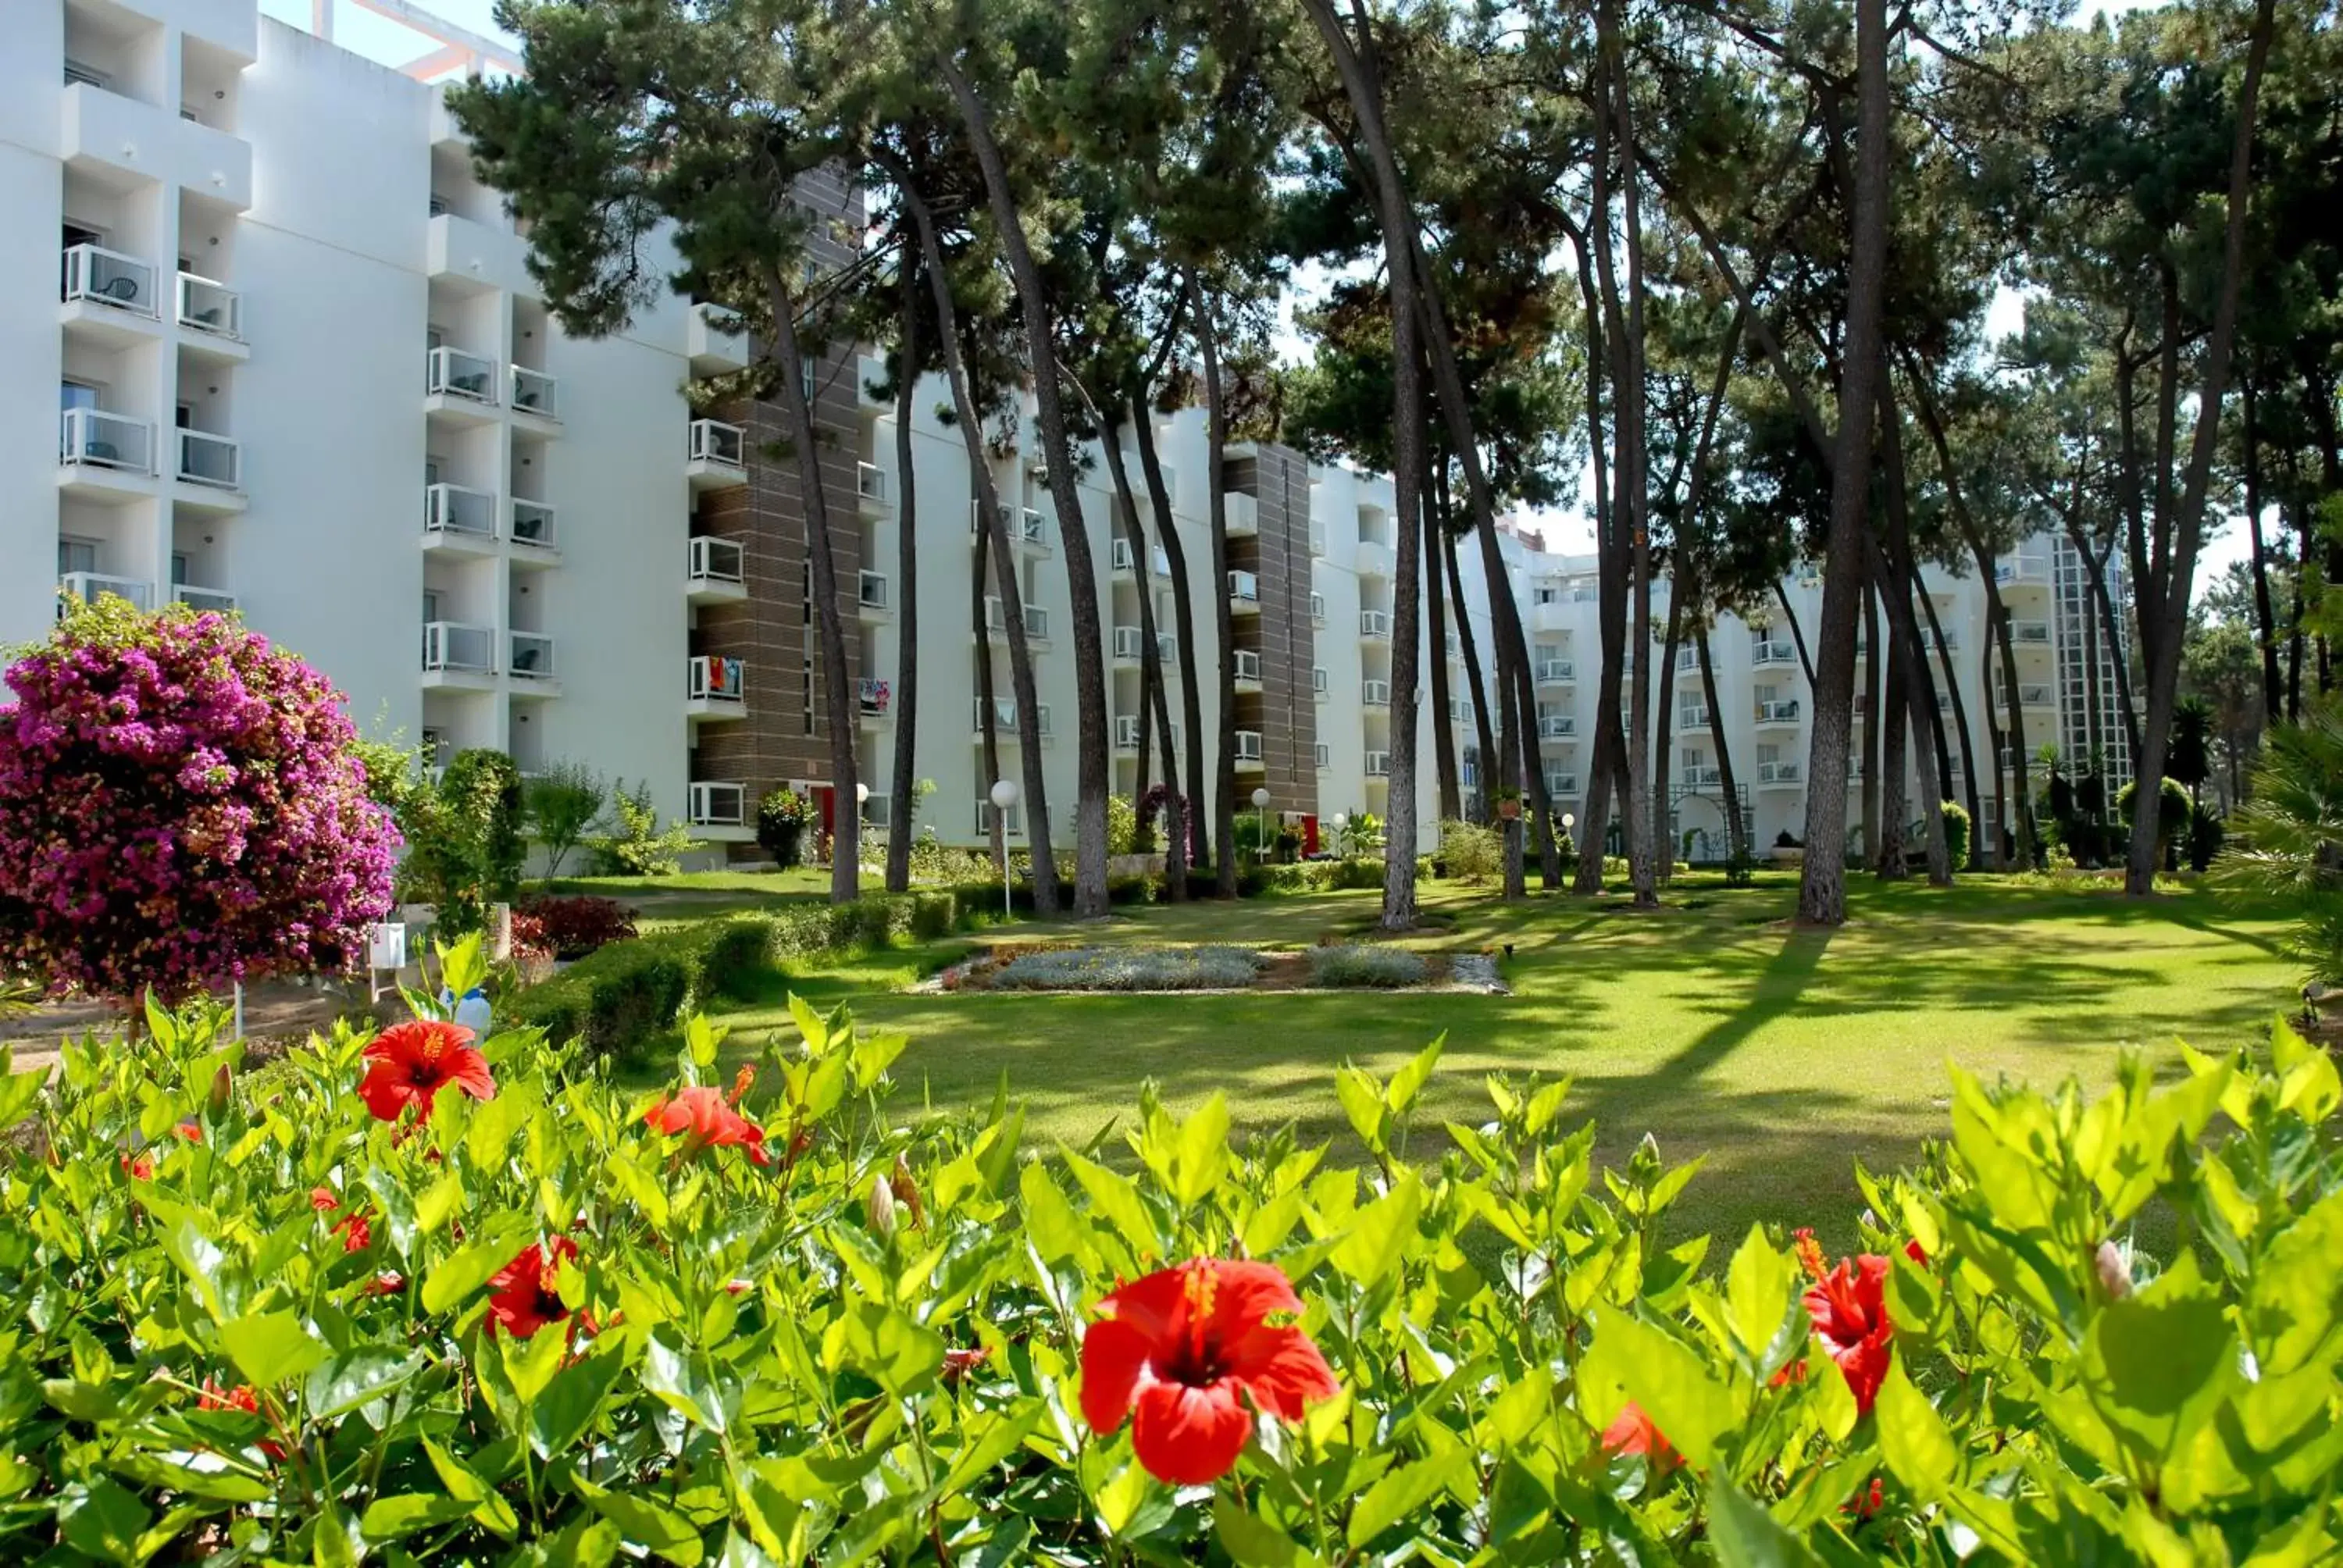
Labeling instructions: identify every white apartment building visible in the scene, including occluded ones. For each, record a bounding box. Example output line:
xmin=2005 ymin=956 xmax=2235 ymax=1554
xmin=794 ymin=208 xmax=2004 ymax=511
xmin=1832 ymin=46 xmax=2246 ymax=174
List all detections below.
xmin=2 ymin=2 xmax=2126 ymax=868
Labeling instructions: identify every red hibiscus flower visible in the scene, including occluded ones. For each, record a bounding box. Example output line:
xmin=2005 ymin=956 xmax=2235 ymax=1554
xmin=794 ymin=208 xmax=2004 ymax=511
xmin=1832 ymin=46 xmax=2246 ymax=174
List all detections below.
xmin=1598 ymin=1401 xmax=1678 ymax=1469
xmin=198 ymin=1380 xmax=287 ymax=1460
xmin=941 ymin=1345 xmax=991 ymax=1386
xmin=175 ymin=1121 xmax=203 ymax=1142
xmin=1079 ymin=1258 xmax=1339 ymax=1486
xmin=643 ymin=1085 xmax=769 ymax=1165
xmin=357 ymin=1021 xmax=495 ymax=1125
xmin=120 ymin=1152 xmax=154 ymax=1181
xmin=1802 ymin=1253 xmax=1894 ymax=1413
xmin=1845 ymin=1476 xmax=1887 ymax=1520
xmin=311 ymin=1187 xmax=371 ymax=1252
xmin=487 ymin=1238 xmax=580 ymax=1339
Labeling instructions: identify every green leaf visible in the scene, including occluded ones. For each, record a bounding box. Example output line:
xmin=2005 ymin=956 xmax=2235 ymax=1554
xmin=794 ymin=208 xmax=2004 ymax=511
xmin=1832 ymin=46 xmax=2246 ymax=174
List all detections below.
xmin=1875 ymin=1356 xmax=1958 ymax=1502
xmin=419 ymin=1217 xmax=530 ymax=1315
xmin=1580 ymin=1307 xmax=1739 ymax=1470
xmin=530 ymin=1348 xmax=626 ymax=1462
xmin=2083 ymin=1252 xmax=2239 ymax=1467
xmin=842 ymin=1301 xmax=944 ymax=1398
xmin=1706 ymin=1482 xmax=1827 ymax=1568
xmin=0 ymin=1053 xmax=43 ymax=1125
xmin=56 ymin=1476 xmax=152 ymax=1566
xmin=1093 ymin=1458 xmax=1154 ymax=1537
xmin=305 ymin=1345 xmax=423 ymax=1424
xmin=786 ymin=993 xmax=829 ymax=1057
xmin=503 ymin=1316 xmax=569 ymax=1404
xmin=1723 ymin=1225 xmax=1802 ymax=1367
xmin=1214 ymin=1495 xmax=1325 ymax=1567
xmin=415 ymin=1172 xmax=465 ymax=1235
xmin=643 ymin=1331 xmax=729 ymax=1433
xmin=1383 ymin=1035 xmax=1446 ymax=1116
xmin=572 ymin=1475 xmax=703 ymax=1566
xmin=1334 ymin=1065 xmax=1385 ymax=1150
xmin=1331 ymin=1174 xmax=1421 ymax=1288
xmin=424 ymin=1437 xmax=520 ymax=1537
xmin=1063 ymin=1149 xmax=1161 ymax=1261
xmin=1347 ymin=1449 xmax=1469 ymax=1549
xmin=1018 ymin=1161 xmax=1089 ymax=1267
xmin=1170 ymin=1092 xmax=1229 ymax=1208
xmin=360 ymin=1493 xmax=478 ymax=1541
xmin=219 ymin=1310 xmax=325 ymax=1389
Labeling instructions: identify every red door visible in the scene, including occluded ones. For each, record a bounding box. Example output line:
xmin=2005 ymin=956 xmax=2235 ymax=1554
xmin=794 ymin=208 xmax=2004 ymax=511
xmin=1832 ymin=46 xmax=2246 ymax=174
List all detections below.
xmin=1303 ymin=814 xmax=1320 ymax=856
xmin=815 ymin=786 xmax=836 ymax=843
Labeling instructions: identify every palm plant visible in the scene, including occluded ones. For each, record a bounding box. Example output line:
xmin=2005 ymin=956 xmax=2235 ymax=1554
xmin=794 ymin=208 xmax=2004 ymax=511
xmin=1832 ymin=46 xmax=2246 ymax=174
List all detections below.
xmin=2217 ymin=703 xmax=2343 ymax=981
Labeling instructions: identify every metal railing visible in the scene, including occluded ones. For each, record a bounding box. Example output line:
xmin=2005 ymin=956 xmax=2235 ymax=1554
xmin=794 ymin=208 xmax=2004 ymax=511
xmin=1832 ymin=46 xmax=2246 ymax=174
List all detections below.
xmin=1678 ymin=706 xmax=1711 ymax=729
xmin=62 ymin=244 xmax=156 ymax=315
xmin=1234 ymin=730 xmax=1263 ymax=761
xmin=688 ymin=655 xmax=745 ymax=703
xmin=1752 ymin=639 xmax=1796 ymax=665
xmin=1358 ymin=609 xmax=1391 ymax=638
xmin=508 ymin=632 xmax=557 ymax=680
xmin=1538 ymin=715 xmax=1575 ymax=739
xmin=1313 ymin=667 xmax=1328 ymax=695
xmin=1756 ymin=699 xmax=1802 ymax=723
xmin=1310 ymin=593 xmax=1326 ymax=622
xmin=59 ymin=408 xmax=153 ymax=473
xmin=1538 ymin=659 xmax=1574 ymax=682
xmin=857 ymin=461 xmax=886 ymax=501
xmin=2019 ymin=683 xmax=2054 ymax=707
xmin=173 ymin=584 xmax=237 ymax=615
xmin=858 ymin=570 xmax=889 ymax=609
xmin=1759 ymin=761 xmax=1803 ymax=784
xmin=1018 ymin=508 xmax=1047 ymax=546
xmin=510 ymin=499 xmax=557 ymax=547
xmin=1317 ymin=744 xmax=1332 ymax=770
xmin=510 ymin=365 xmax=558 ymax=417
xmin=1234 ymin=649 xmax=1262 ymax=682
xmin=688 ymin=536 xmax=744 ymax=583
xmin=176 ymin=272 xmax=241 ymax=337
xmin=688 ymin=419 xmax=744 ymax=465
xmin=59 ymin=572 xmax=153 ymax=611
xmin=425 ymin=483 xmax=497 ymax=538
xmin=1546 ymin=774 xmax=1580 ymax=797
xmin=1309 ymin=526 xmax=1326 ymax=557
xmin=423 ymin=622 xmax=497 ymax=673
xmin=858 ymin=677 xmax=890 ymax=717
xmin=2012 ymin=621 xmax=2052 ymax=645
xmin=688 ymin=782 xmax=747 ymax=827
xmin=1228 ymin=569 xmax=1259 ymax=601
xmin=426 ymin=346 xmax=498 ymax=404
xmin=1995 ymin=554 xmax=2049 ymax=585
xmin=176 ymin=429 xmax=240 ymax=490
xmin=1115 ymin=715 xmax=1143 ymax=748
xmin=1682 ymin=765 xmax=1724 ymax=786
xmin=1362 ymin=679 xmax=1390 ymax=706
xmin=1364 ymin=750 xmax=1390 ymax=776
xmin=1114 ymin=625 xmax=1145 ymax=660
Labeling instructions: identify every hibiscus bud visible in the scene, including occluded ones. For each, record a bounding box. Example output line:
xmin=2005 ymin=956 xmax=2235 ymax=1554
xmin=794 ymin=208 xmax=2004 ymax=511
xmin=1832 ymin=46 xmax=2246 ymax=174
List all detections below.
xmin=867 ymin=1176 xmax=897 ymax=1240
xmin=890 ymin=1155 xmax=925 ymax=1229
xmin=728 ymin=1064 xmax=755 ymax=1107
xmin=207 ymin=1063 xmax=233 ymax=1117
xmin=2095 ymin=1240 xmax=2131 ymax=1299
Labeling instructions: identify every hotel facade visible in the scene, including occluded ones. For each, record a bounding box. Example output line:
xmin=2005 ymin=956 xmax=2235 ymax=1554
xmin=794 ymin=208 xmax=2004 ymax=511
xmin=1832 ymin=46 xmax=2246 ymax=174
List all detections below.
xmin=4 ymin=1 xmax=2131 ymax=865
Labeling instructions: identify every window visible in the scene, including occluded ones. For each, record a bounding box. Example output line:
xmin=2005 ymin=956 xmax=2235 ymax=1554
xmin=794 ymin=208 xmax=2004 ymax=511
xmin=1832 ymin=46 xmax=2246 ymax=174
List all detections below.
xmin=60 ymin=380 xmax=100 ymax=415
xmin=1756 ymin=743 xmax=1780 ymax=766
xmin=64 ymin=60 xmax=109 ymax=90
xmin=58 ymin=538 xmax=98 ymax=576
xmin=62 ymin=220 xmax=105 ymax=251
xmin=1680 ymin=747 xmax=1707 ymax=769
xmin=171 ymin=553 xmax=189 ymax=586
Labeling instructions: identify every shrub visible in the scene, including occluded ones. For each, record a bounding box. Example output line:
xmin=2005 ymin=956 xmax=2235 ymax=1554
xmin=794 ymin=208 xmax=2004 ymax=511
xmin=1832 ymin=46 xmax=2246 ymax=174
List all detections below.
xmin=523 ymin=759 xmax=606 ymax=878
xmin=1107 ymin=793 xmax=1138 ymax=856
xmin=398 ymin=749 xmax=527 ymax=935
xmin=2187 ymin=800 xmax=2224 ymax=874
xmin=6 ymin=986 xmax=2336 ymax=1563
xmin=1939 ymin=800 xmax=1972 ymax=866
xmin=587 ymin=779 xmax=694 ymax=876
xmin=1307 ymin=943 xmax=1430 ymax=987
xmin=755 ymin=786 xmax=813 ymax=865
xmin=989 ymin=945 xmax=1264 ymax=990
xmin=2115 ymin=775 xmax=2194 ymax=850
xmin=909 ymin=833 xmax=1001 ymax=885
xmin=1437 ymin=819 xmax=1503 ymax=883
xmin=0 ymin=597 xmax=397 ymax=1003
xmin=512 ymin=894 xmax=637 ymax=960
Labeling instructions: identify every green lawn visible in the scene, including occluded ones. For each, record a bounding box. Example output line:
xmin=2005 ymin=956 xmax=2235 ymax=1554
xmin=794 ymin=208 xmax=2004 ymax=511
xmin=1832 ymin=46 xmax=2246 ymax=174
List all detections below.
xmin=539 ymin=867 xmax=833 ymax=925
xmin=640 ymin=872 xmax=2297 ymax=1250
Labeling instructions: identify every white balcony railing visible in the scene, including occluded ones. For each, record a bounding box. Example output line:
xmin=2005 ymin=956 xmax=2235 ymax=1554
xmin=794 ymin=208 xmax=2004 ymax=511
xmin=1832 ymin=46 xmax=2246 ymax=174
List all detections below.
xmin=970 ymin=499 xmax=1011 ymax=537
xmin=1539 ymin=659 xmax=1574 ymax=682
xmin=974 ymin=697 xmax=1017 ymax=732
xmin=1157 ymin=632 xmax=1175 ymax=665
xmin=1539 ymin=715 xmax=1575 ymax=739
xmin=858 ymin=461 xmax=886 ymax=502
xmin=1114 ymin=625 xmax=1146 ymax=660
xmin=1995 ymin=554 xmax=2050 ymax=586
xmin=1115 ymin=715 xmax=1143 ymax=748
xmin=1756 ymin=699 xmax=1801 ymax=723
xmin=425 ymin=483 xmax=497 ymax=538
xmin=1362 ymin=679 xmax=1391 ymax=706
xmin=689 ymin=536 xmax=744 ymax=584
xmin=176 ymin=429 xmax=240 ymax=490
xmin=423 ymin=622 xmax=497 ymax=674
xmin=176 ymin=273 xmax=241 ymax=338
xmin=1111 ymin=536 xmax=1133 ymax=571
xmin=1678 ymin=707 xmax=1712 ymax=730
xmin=1023 ymin=604 xmax=1050 ymax=642
xmin=509 ymin=365 xmax=558 ymax=418
xmin=1359 ymin=609 xmax=1392 ymax=640
xmin=1310 ymin=593 xmax=1326 ymax=623
xmin=426 ymin=347 xmax=498 ymax=404
xmin=688 ymin=419 xmax=744 ymax=466
xmin=173 ymin=583 xmax=237 ymax=615
xmin=1234 ymin=649 xmax=1262 ymax=682
xmin=2012 ymin=621 xmax=2052 ymax=646
xmin=1018 ymin=508 xmax=1047 ymax=547
xmin=1364 ymin=750 xmax=1391 ymax=777
xmin=1759 ymin=761 xmax=1803 ymax=785
xmin=1313 ymin=667 xmax=1329 ymax=695
xmin=508 ymin=632 xmax=557 ymax=680
xmin=2019 ymin=683 xmax=2054 ymax=707
xmin=1546 ymin=774 xmax=1580 ymax=798
xmin=59 ymin=572 xmax=153 ymax=611
xmin=62 ymin=244 xmax=157 ymax=316
xmin=59 ymin=408 xmax=154 ymax=474
xmin=1752 ymin=639 xmax=1796 ymax=665
xmin=1228 ymin=569 xmax=1259 ymax=602
xmin=1234 ymin=730 xmax=1264 ymax=762
xmin=689 ymin=782 xmax=747 ymax=827
xmin=1318 ymin=743 xmax=1332 ymax=770
xmin=858 ymin=677 xmax=890 ymax=718
xmin=1682 ymin=765 xmax=1724 ymax=787
xmin=510 ymin=499 xmax=557 ymax=548
xmin=688 ymin=655 xmax=745 ymax=704
xmin=858 ymin=570 xmax=890 ymax=610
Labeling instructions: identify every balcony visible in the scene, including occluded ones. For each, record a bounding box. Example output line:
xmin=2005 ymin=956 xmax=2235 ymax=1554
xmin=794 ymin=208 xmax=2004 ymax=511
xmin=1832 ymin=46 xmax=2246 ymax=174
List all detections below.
xmin=1228 ymin=570 xmax=1260 ymax=614
xmin=59 ymin=572 xmax=154 ymax=612
xmin=1234 ymin=731 xmax=1264 ymax=767
xmin=858 ymin=676 xmax=890 ymax=722
xmin=424 ymin=483 xmax=498 ymax=554
xmin=426 ymin=347 xmax=500 ymax=420
xmin=508 ymin=499 xmax=558 ymax=558
xmin=1113 ymin=625 xmax=1145 ymax=664
xmin=1364 ymin=750 xmax=1391 ymax=778
xmin=1359 ymin=608 xmax=1392 ymax=640
xmin=1538 ymin=659 xmax=1575 ymax=685
xmin=62 ymin=244 xmax=159 ymax=329
xmin=1678 ymin=706 xmax=1712 ymax=730
xmin=426 ymin=211 xmax=533 ymax=298
xmin=1546 ymin=773 xmax=1581 ymax=798
xmin=508 ymin=632 xmax=558 ymax=685
xmin=170 ymin=583 xmax=237 ymax=615
xmin=1318 ymin=743 xmax=1332 ymax=771
xmin=2011 ymin=621 xmax=2053 ymax=648
xmin=59 ymin=409 xmax=155 ymax=496
xmin=175 ymin=429 xmax=241 ymax=497
xmin=1310 ymin=525 xmax=1326 ymax=557
xmin=1758 ymin=761 xmax=1803 ymax=786
xmin=509 ymin=365 xmax=558 ymax=421
xmin=176 ymin=272 xmax=244 ymax=352
xmin=1313 ymin=667 xmax=1329 ymax=699
xmin=422 ymin=622 xmax=497 ymax=685
xmin=1752 ymin=639 xmax=1796 ymax=666
xmin=687 ymin=419 xmax=747 ymax=490
xmin=973 ymin=698 xmax=1050 ymax=742
xmin=1538 ymin=715 xmax=1576 ymax=739
xmin=1532 ymin=600 xmax=1578 ymax=633
xmin=1995 ymin=554 xmax=2050 ymax=587
xmin=1756 ymin=699 xmax=1802 ymax=725
xmin=1234 ymin=650 xmax=1262 ymax=691
xmin=62 ymin=80 xmax=251 ymax=209
xmin=1682 ymin=765 xmax=1724 ymax=787
xmin=856 ymin=460 xmax=888 ymax=515
xmin=687 ymin=536 xmax=747 ymax=604
xmin=1115 ymin=715 xmax=1143 ymax=750
xmin=686 ymin=655 xmax=747 ymax=718
xmin=1018 ymin=508 xmax=1047 ymax=548
xmin=970 ymin=498 xmax=1010 ymax=538
xmin=687 ymin=781 xmax=749 ymax=829
xmin=1355 ymin=540 xmax=1392 ymax=579
xmin=2019 ymin=683 xmax=2055 ymax=707
xmin=1361 ymin=678 xmax=1390 ymax=707
xmin=687 ymin=303 xmax=749 ymax=377
xmin=1310 ymin=593 xmax=1326 ymax=623
xmin=857 ymin=570 xmax=890 ymax=616
xmin=1157 ymin=632 xmax=1176 ymax=667
xmin=1225 ymin=493 xmax=1258 ymax=538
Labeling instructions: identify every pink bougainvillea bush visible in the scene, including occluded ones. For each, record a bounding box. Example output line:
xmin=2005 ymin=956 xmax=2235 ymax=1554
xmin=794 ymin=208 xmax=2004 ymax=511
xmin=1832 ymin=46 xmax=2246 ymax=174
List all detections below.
xmin=0 ymin=595 xmax=398 ymax=1002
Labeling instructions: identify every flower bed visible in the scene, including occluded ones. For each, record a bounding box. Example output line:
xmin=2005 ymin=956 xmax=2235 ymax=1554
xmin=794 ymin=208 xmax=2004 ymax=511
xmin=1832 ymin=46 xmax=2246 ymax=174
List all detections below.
xmin=989 ymin=944 xmax=1265 ymax=990
xmin=1308 ymin=943 xmax=1430 ymax=988
xmin=936 ymin=943 xmax=1505 ymax=993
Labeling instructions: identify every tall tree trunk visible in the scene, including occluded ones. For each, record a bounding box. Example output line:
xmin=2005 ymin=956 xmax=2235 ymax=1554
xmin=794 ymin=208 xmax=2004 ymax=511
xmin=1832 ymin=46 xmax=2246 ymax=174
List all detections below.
xmin=1796 ymin=0 xmax=1890 ymax=922
xmin=1653 ymin=597 xmax=1683 ymax=878
xmin=1445 ymin=529 xmax=1497 ymax=819
xmin=2242 ymin=379 xmax=2284 ymax=721
xmin=938 ymin=56 xmax=1110 ymax=918
xmin=1564 ymin=223 xmax=1622 ymax=893
xmin=975 ymin=509 xmax=1004 ymax=868
xmin=1916 ymin=580 xmax=1977 ymax=868
xmin=1299 ymin=0 xmax=1426 ymax=928
xmin=1499 ymin=638 xmax=1525 ymax=898
xmin=1425 ymin=479 xmax=1461 ymax=822
xmin=1698 ymin=632 xmax=1746 ymax=864
xmin=1130 ymin=404 xmax=1209 ymax=876
xmin=1861 ymin=586 xmax=1881 ymax=861
xmin=1877 ymin=631 xmax=1910 ymax=878
xmin=1774 ymin=580 xmax=1817 ymax=688
xmin=761 ymin=268 xmax=858 ymax=903
xmin=1871 ymin=508 xmax=1951 ymax=886
xmin=1099 ymin=416 xmax=1188 ymax=900
xmin=898 ymin=180 xmax=1058 ymax=911
xmin=884 ymin=263 xmax=922 ymax=894
xmin=1193 ymin=283 xmax=1241 ymax=897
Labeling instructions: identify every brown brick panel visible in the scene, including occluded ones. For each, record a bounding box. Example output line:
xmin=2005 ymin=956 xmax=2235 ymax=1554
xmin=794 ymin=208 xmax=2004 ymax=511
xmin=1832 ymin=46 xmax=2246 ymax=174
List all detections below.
xmin=1229 ymin=444 xmax=1318 ymax=819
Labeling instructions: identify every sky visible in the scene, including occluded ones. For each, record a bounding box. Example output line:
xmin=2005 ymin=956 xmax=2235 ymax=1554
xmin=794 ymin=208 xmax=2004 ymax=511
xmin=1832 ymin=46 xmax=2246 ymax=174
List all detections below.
xmin=280 ymin=0 xmax=2247 ymax=597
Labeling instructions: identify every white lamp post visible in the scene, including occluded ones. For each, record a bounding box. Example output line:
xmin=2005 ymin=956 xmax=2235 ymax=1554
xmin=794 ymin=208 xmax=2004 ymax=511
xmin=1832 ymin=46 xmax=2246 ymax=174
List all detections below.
xmin=855 ymin=781 xmax=872 ymax=866
xmin=1250 ymin=786 xmax=1271 ymax=859
xmin=1330 ymin=810 xmax=1349 ymax=857
xmin=989 ymin=779 xmax=1020 ymax=921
